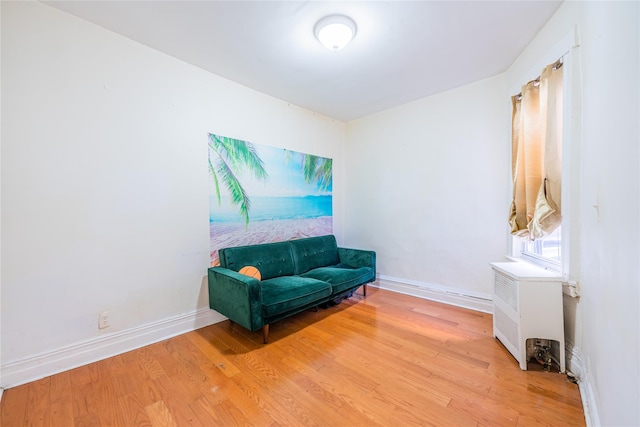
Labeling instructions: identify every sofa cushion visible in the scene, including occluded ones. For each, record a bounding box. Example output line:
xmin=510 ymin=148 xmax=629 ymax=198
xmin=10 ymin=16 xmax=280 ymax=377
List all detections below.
xmin=219 ymin=241 xmax=294 ymax=280
xmin=260 ymin=276 xmax=332 ymax=318
xmin=300 ymin=265 xmax=374 ymax=295
xmin=290 ymin=235 xmax=340 ymax=275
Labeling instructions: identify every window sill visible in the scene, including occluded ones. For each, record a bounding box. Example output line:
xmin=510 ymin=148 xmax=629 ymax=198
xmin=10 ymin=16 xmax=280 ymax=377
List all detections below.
xmin=503 ymin=256 xmax=579 ymax=298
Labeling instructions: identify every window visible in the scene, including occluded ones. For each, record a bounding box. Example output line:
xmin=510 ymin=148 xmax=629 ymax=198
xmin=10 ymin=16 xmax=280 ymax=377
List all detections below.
xmin=507 ymin=32 xmax=579 ymax=278
xmin=518 ymin=226 xmax=561 ymax=269
xmin=509 ymin=58 xmax=565 ymax=271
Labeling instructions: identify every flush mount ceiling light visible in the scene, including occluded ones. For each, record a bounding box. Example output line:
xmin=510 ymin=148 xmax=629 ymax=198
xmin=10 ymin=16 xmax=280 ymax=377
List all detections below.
xmin=314 ymin=15 xmax=357 ymax=51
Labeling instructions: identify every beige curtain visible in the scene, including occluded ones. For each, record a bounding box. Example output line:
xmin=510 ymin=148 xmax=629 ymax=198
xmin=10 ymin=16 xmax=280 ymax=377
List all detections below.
xmin=509 ymin=62 xmax=563 ymax=240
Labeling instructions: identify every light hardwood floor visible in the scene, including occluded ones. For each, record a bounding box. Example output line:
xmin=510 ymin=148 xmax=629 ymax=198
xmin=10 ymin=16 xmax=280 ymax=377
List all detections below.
xmin=0 ymin=287 xmax=585 ymax=426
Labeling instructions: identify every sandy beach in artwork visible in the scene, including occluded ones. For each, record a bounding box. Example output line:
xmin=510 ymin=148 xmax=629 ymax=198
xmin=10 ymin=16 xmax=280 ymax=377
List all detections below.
xmin=209 ymin=216 xmax=333 ymax=266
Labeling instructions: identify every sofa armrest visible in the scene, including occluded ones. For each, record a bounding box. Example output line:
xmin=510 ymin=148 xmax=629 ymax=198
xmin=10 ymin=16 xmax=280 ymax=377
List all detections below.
xmin=337 ymin=247 xmax=377 ymax=280
xmin=207 ymin=267 xmax=264 ymax=332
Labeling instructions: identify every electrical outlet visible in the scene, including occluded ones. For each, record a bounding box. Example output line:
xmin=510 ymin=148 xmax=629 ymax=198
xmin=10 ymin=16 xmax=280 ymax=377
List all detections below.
xmin=99 ymin=311 xmax=111 ymax=329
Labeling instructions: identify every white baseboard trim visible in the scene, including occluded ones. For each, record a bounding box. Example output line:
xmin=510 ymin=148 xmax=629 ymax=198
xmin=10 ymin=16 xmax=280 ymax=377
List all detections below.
xmin=566 ymin=344 xmax=600 ymax=427
xmin=373 ymin=275 xmax=493 ymax=313
xmin=1 ymin=308 xmax=226 ymax=389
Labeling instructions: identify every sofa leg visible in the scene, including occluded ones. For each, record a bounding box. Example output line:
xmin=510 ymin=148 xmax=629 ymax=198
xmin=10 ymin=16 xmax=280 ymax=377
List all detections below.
xmin=363 ymin=284 xmax=367 ymax=297
xmin=262 ymin=324 xmax=269 ymax=344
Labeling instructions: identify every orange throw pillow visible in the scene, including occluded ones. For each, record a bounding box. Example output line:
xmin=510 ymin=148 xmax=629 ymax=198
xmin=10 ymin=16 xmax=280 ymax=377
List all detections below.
xmin=238 ymin=266 xmax=261 ymax=280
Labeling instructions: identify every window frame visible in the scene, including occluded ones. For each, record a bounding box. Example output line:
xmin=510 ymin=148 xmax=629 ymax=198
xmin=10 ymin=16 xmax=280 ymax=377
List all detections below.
xmin=517 ymin=226 xmax=562 ymax=271
xmin=508 ymin=31 xmax=578 ymax=280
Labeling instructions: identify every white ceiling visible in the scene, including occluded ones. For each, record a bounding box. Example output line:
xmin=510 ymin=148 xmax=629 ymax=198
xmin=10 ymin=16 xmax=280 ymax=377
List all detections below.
xmin=45 ymin=1 xmax=562 ymax=122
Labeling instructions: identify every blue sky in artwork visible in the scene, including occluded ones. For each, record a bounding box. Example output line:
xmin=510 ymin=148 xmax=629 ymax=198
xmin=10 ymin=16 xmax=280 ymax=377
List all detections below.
xmin=227 ymin=144 xmax=330 ymax=197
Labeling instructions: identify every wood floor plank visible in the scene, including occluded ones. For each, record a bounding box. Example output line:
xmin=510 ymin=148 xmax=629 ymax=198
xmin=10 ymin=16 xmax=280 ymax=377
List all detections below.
xmin=24 ymin=377 xmax=51 ymax=427
xmin=148 ymin=374 xmax=204 ymax=426
xmin=0 ymin=383 xmax=29 ymax=426
xmin=276 ymin=354 xmax=379 ymax=426
xmin=49 ymin=370 xmax=74 ymax=426
xmin=448 ymin=395 xmax=520 ymax=427
xmin=144 ymin=400 xmax=178 ymax=427
xmin=259 ymin=342 xmax=387 ymax=427
xmin=188 ymin=395 xmax=227 ymax=426
xmin=107 ymin=353 xmax=145 ymax=398
xmin=116 ymin=392 xmax=153 ymax=427
xmin=0 ymin=287 xmax=585 ymax=426
xmin=210 ymin=399 xmax=252 ymax=426
xmin=193 ymin=332 xmax=300 ymax=425
xmin=93 ymin=358 xmax=124 ymax=426
xmin=69 ymin=364 xmax=101 ymax=426
xmin=193 ymin=326 xmax=245 ymax=377
xmin=138 ymin=346 xmax=168 ymax=381
xmin=237 ymin=370 xmax=328 ymax=427
xmin=227 ymin=372 xmax=301 ymax=426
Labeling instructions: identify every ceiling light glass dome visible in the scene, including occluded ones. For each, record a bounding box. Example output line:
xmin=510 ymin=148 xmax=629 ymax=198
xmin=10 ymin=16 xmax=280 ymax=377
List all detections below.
xmin=314 ymin=15 xmax=357 ymax=51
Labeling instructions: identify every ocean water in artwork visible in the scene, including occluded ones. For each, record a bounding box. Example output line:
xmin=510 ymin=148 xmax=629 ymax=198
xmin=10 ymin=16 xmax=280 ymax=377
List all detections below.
xmin=210 ymin=195 xmax=332 ymax=223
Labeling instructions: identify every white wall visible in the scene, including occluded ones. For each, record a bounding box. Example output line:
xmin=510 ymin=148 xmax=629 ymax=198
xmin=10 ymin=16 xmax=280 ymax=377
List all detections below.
xmin=345 ymin=75 xmax=509 ymax=302
xmin=576 ymin=2 xmax=639 ymax=425
xmin=504 ymin=1 xmax=639 ymax=426
xmin=0 ymin=1 xmax=345 ymax=387
xmin=345 ymin=1 xmax=639 ymax=425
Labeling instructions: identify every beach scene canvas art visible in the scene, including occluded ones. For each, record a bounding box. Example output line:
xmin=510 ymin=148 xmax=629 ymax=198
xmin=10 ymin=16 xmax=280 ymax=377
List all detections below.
xmin=208 ymin=134 xmax=333 ymax=266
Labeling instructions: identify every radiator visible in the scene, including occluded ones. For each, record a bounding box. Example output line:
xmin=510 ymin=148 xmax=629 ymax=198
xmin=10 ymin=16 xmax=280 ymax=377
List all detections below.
xmin=491 ymin=262 xmax=565 ymax=372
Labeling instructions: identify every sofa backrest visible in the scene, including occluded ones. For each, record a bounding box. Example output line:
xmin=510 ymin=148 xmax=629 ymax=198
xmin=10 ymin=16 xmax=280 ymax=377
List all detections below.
xmin=218 ymin=235 xmax=340 ymax=279
xmin=290 ymin=235 xmax=339 ymax=275
xmin=218 ymin=241 xmax=295 ymax=280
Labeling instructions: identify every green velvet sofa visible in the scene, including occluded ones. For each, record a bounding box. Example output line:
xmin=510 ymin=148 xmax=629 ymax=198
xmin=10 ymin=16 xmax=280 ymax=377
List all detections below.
xmin=207 ymin=235 xmax=376 ymax=343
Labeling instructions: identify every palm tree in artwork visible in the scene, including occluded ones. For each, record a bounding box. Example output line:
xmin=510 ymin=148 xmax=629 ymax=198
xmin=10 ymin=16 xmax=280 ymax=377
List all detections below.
xmin=286 ymin=151 xmax=332 ymax=191
xmin=208 ymin=134 xmax=268 ymax=226
xmin=302 ymin=155 xmax=332 ymax=191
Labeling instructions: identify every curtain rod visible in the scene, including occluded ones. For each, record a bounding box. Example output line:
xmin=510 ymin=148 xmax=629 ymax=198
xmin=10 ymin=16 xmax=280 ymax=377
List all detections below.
xmin=513 ymin=52 xmax=569 ymax=101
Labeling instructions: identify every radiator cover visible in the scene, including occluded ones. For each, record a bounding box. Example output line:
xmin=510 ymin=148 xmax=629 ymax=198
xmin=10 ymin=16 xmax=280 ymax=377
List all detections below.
xmin=491 ymin=262 xmax=565 ymax=372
